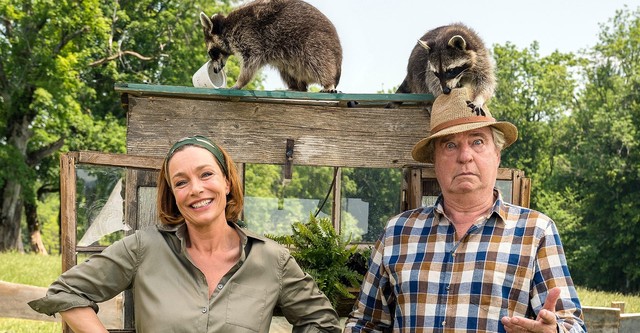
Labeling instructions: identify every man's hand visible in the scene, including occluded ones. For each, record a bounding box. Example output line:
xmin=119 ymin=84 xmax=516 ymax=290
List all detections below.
xmin=501 ymin=287 xmax=561 ymax=333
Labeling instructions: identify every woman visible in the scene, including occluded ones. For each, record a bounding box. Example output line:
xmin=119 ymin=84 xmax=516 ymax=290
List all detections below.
xmin=29 ymin=135 xmax=341 ymax=333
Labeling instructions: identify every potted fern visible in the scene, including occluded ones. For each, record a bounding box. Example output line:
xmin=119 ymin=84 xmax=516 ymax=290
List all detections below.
xmin=267 ymin=214 xmax=367 ymax=316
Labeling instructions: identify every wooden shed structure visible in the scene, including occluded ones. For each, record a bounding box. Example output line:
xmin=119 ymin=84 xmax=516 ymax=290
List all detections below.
xmin=59 ymin=84 xmax=530 ymax=332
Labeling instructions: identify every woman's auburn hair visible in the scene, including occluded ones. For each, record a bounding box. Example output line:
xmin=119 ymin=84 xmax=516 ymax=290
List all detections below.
xmin=156 ymin=144 xmax=244 ymax=225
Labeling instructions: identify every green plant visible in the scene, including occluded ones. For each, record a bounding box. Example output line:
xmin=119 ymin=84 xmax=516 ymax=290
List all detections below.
xmin=267 ymin=214 xmax=364 ymax=307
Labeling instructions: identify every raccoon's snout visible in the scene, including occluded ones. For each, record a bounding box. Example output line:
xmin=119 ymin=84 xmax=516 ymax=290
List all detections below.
xmin=442 ymin=87 xmax=452 ymax=94
xmin=208 ymin=60 xmax=225 ymax=73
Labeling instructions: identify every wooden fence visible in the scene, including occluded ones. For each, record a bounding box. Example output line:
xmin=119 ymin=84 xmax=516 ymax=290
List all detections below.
xmin=0 ymin=281 xmax=123 ymax=327
xmin=583 ymin=304 xmax=640 ymax=333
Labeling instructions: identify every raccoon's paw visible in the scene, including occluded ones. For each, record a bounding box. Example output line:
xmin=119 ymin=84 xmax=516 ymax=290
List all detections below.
xmin=320 ymin=88 xmax=339 ymax=93
xmin=385 ymin=101 xmax=400 ymax=109
xmin=466 ymin=101 xmax=486 ymax=116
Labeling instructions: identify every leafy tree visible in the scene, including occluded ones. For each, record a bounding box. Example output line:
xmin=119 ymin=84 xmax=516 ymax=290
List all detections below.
xmin=555 ymin=6 xmax=640 ymax=292
xmin=0 ymin=0 xmax=252 ymax=252
xmin=492 ymin=42 xmax=580 ymax=189
xmin=0 ymin=0 xmax=113 ymax=252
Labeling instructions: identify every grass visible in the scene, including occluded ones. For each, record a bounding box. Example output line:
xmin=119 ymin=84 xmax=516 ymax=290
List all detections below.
xmin=0 ymin=252 xmax=61 ymax=287
xmin=1 ymin=252 xmax=640 ymax=333
xmin=0 ymin=319 xmax=60 ymax=333
xmin=577 ymin=286 xmax=640 ymax=313
xmin=0 ymin=252 xmax=61 ymax=333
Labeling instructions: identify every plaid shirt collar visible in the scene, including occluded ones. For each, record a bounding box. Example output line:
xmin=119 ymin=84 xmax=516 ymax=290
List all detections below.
xmin=432 ymin=188 xmax=518 ymax=229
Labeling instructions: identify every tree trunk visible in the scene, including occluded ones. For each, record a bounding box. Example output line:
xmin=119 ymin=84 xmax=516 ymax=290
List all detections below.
xmin=0 ymin=114 xmax=31 ymax=252
xmin=25 ymin=199 xmax=47 ymax=255
xmin=0 ymin=180 xmax=24 ymax=252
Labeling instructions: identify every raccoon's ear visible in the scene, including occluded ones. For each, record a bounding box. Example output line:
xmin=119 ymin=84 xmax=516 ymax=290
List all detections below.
xmin=417 ymin=39 xmax=430 ymax=51
xmin=200 ymin=12 xmax=224 ymax=35
xmin=199 ymin=12 xmax=213 ymax=31
xmin=448 ymin=35 xmax=467 ymax=50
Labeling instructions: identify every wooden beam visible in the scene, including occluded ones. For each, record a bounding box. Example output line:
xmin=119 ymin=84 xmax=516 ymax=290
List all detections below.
xmin=125 ymin=95 xmax=432 ymax=169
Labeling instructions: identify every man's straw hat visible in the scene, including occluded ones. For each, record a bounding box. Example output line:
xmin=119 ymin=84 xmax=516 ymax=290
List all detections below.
xmin=411 ymin=88 xmax=518 ymax=163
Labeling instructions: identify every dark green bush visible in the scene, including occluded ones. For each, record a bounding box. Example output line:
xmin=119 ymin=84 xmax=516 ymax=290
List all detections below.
xmin=267 ymin=214 xmax=365 ymax=307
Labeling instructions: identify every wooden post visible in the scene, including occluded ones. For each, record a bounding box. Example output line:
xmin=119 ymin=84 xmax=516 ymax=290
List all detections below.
xmin=611 ymin=301 xmax=625 ymax=314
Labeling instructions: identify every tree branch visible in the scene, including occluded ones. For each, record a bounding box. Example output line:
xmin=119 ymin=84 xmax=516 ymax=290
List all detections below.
xmin=26 ymin=138 xmax=65 ymax=166
xmin=54 ymin=26 xmax=89 ymax=55
xmin=89 ymin=50 xmax=153 ymax=66
xmin=0 ymin=15 xmax=12 ymax=38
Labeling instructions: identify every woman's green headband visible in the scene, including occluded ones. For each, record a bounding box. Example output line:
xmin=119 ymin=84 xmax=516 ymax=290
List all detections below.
xmin=165 ymin=135 xmax=228 ymax=177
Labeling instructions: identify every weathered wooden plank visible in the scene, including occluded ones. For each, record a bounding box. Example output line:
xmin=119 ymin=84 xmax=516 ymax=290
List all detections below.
xmin=59 ymin=153 xmax=77 ymax=274
xmin=620 ymin=313 xmax=640 ymax=333
xmin=583 ymin=306 xmax=620 ymax=333
xmin=0 ymin=281 xmax=122 ymax=328
xmin=125 ymin=95 xmax=432 ymax=168
xmin=75 ymin=151 xmax=163 ymax=170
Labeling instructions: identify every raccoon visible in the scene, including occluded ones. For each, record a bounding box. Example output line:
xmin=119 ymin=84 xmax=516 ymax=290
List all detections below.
xmin=388 ymin=23 xmax=495 ymax=116
xmin=199 ymin=0 xmax=342 ymax=92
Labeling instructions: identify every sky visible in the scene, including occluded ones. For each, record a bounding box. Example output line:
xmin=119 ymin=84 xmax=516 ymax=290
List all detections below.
xmin=260 ymin=0 xmax=640 ymax=93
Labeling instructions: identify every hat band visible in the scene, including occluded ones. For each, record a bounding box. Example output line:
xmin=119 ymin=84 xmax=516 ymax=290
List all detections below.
xmin=430 ymin=116 xmax=496 ymax=134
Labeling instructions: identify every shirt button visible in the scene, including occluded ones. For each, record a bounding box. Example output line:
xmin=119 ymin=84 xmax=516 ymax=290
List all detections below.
xmin=217 ymin=284 xmax=223 ymax=290
xmin=442 ymin=320 xmax=446 ymax=326
xmin=202 ymin=307 xmax=207 ymax=313
xmin=451 ymin=253 xmax=456 ymax=257
xmin=446 ymin=285 xmax=450 ymax=291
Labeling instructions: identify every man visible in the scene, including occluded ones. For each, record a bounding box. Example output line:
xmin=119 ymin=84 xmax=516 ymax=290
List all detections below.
xmin=344 ymin=88 xmax=585 ymax=332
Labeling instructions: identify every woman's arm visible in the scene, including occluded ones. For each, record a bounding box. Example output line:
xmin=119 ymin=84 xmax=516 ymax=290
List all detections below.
xmin=60 ymin=306 xmax=109 ymax=333
xmin=278 ymin=250 xmax=342 ymax=333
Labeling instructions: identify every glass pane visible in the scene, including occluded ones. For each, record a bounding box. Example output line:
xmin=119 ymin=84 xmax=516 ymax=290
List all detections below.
xmin=243 ymin=164 xmax=334 ymax=236
xmin=340 ymin=168 xmax=402 ymax=243
xmin=76 ymin=165 xmax=129 ymax=246
xmin=421 ymin=178 xmax=441 ymax=207
xmin=496 ymin=180 xmax=513 ymax=203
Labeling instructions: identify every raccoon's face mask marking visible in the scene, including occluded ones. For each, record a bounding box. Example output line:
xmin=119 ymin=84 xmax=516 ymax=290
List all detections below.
xmin=207 ymin=47 xmax=230 ymax=73
xmin=429 ymin=58 xmax=471 ymax=94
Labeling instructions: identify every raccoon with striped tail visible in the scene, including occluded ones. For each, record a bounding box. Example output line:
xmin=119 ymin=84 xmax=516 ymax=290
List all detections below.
xmin=199 ymin=0 xmax=342 ymax=92
xmin=387 ymin=23 xmax=496 ymax=116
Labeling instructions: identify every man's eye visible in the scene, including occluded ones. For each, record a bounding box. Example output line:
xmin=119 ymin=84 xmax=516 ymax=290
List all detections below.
xmin=473 ymin=139 xmax=484 ymax=146
xmin=445 ymin=142 xmax=456 ymax=149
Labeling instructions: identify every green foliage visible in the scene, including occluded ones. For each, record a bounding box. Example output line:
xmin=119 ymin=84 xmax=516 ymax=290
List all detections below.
xmin=544 ymin=6 xmax=640 ymax=292
xmin=267 ymin=214 xmax=363 ymax=307
xmin=491 ymin=6 xmax=640 ymax=292
xmin=0 ymin=0 xmax=259 ymax=252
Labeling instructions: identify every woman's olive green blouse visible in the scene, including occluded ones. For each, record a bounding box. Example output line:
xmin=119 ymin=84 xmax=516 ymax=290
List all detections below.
xmin=29 ymin=223 xmax=341 ymax=333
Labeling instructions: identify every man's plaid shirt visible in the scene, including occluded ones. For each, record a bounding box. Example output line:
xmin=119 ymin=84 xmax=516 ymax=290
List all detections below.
xmin=344 ymin=191 xmax=586 ymax=332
